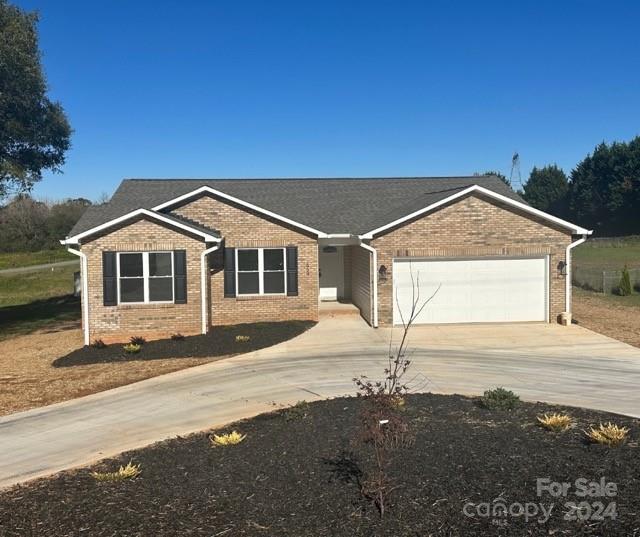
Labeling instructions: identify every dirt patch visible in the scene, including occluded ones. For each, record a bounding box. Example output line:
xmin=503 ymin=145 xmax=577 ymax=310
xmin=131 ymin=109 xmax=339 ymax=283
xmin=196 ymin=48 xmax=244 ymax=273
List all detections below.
xmin=573 ymin=288 xmax=640 ymax=348
xmin=0 ymin=321 xmax=315 ymax=416
xmin=1 ymin=394 xmax=638 ymax=536
xmin=54 ymin=321 xmax=315 ymax=367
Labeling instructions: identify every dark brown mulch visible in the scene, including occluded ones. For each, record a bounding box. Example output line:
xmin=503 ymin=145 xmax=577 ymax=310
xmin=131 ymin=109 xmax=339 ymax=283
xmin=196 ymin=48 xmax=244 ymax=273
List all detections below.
xmin=52 ymin=321 xmax=316 ymax=367
xmin=1 ymin=394 xmax=639 ymax=536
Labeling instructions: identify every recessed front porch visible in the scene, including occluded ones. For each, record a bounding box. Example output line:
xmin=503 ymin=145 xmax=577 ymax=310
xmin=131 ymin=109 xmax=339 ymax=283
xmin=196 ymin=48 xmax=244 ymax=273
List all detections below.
xmin=318 ymin=238 xmax=373 ymax=325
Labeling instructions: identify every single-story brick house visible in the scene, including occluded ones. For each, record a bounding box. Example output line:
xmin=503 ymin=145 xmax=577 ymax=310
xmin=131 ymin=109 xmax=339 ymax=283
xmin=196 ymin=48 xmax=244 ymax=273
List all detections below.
xmin=62 ymin=176 xmax=591 ymax=345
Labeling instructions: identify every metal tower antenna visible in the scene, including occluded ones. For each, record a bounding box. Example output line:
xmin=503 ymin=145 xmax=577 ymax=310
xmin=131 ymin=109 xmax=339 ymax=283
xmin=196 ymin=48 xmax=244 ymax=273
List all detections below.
xmin=509 ymin=152 xmax=522 ymax=191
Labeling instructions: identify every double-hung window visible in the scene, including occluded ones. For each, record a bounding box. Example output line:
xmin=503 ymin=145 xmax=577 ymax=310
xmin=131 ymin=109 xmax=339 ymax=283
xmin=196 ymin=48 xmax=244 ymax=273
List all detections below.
xmin=118 ymin=252 xmax=174 ymax=304
xmin=236 ymin=248 xmax=286 ymax=295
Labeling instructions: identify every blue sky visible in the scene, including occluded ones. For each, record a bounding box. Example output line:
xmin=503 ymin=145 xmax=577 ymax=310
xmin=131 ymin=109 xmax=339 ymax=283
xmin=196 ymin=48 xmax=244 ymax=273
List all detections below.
xmin=16 ymin=0 xmax=640 ymax=201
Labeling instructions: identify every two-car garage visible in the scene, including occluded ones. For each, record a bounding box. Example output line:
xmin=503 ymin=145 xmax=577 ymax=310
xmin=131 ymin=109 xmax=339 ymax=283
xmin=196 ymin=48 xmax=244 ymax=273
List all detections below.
xmin=392 ymin=257 xmax=549 ymax=325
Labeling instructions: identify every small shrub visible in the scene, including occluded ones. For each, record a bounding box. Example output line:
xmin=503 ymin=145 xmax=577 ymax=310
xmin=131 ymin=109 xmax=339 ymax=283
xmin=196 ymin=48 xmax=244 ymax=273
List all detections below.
xmin=123 ymin=343 xmax=142 ymax=354
xmin=130 ymin=336 xmax=146 ymax=345
xmin=211 ymin=430 xmax=246 ymax=447
xmin=235 ymin=335 xmax=250 ymax=343
xmin=585 ymin=422 xmax=629 ymax=447
xmin=618 ymin=265 xmax=632 ymax=296
xmin=91 ymin=339 xmax=107 ymax=349
xmin=91 ymin=461 xmax=141 ymax=482
xmin=390 ymin=394 xmax=406 ymax=410
xmin=537 ymin=413 xmax=573 ymax=432
xmin=170 ymin=333 xmax=185 ymax=341
xmin=480 ymin=387 xmax=520 ymax=410
xmin=283 ymin=400 xmax=310 ymax=421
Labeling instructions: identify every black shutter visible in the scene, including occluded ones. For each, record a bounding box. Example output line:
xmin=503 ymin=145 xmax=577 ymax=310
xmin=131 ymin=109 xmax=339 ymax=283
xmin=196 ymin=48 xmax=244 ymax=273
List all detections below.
xmin=224 ymin=247 xmax=236 ymax=297
xmin=174 ymin=250 xmax=187 ymax=304
xmin=286 ymin=246 xmax=298 ymax=296
xmin=102 ymin=251 xmax=117 ymax=306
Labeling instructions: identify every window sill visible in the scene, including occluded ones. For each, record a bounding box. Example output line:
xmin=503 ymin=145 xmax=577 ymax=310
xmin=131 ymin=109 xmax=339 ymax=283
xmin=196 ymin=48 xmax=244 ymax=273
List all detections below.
xmin=117 ymin=302 xmax=178 ymax=309
xmin=233 ymin=294 xmax=288 ymax=301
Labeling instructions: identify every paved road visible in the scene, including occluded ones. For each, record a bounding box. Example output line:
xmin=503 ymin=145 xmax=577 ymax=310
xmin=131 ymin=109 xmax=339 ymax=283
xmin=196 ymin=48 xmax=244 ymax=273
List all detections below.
xmin=1 ymin=316 xmax=639 ymax=489
xmin=0 ymin=259 xmax=79 ymax=275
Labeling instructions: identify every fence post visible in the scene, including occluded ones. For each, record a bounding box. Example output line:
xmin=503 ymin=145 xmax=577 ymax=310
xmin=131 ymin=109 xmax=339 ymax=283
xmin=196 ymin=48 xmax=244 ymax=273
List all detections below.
xmin=602 ymin=271 xmax=606 ymax=294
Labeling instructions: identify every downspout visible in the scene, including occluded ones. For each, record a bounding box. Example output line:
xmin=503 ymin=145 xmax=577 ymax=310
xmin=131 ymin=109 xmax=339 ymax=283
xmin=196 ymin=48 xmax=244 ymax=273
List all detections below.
xmin=565 ymin=234 xmax=588 ymax=314
xmin=201 ymin=244 xmax=220 ymax=334
xmin=66 ymin=246 xmax=90 ymax=346
xmin=359 ymin=242 xmax=378 ymax=328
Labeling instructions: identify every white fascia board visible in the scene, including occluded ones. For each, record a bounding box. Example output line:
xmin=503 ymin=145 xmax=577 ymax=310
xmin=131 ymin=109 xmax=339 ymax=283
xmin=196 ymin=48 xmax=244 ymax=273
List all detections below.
xmin=359 ymin=185 xmax=593 ymax=239
xmin=151 ymin=186 xmax=328 ymax=237
xmin=61 ymin=208 xmax=222 ymax=244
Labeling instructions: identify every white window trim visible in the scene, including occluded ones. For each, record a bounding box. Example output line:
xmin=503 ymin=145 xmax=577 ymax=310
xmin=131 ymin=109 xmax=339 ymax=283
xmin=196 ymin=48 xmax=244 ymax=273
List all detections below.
xmin=235 ymin=248 xmax=287 ymax=296
xmin=117 ymin=251 xmax=175 ymax=305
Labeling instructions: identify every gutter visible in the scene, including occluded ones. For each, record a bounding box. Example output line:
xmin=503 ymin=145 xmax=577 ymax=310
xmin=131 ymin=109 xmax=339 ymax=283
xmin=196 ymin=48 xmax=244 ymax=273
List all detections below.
xmin=65 ymin=246 xmax=90 ymax=346
xmin=201 ymin=243 xmax=221 ymax=334
xmin=358 ymin=242 xmax=378 ymax=328
xmin=565 ymin=234 xmax=590 ymax=314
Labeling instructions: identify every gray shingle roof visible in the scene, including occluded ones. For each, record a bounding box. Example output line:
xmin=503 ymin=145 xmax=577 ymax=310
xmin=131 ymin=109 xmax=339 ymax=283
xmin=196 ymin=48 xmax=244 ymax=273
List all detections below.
xmin=68 ymin=176 xmax=524 ymax=238
xmin=159 ymin=212 xmax=221 ymax=239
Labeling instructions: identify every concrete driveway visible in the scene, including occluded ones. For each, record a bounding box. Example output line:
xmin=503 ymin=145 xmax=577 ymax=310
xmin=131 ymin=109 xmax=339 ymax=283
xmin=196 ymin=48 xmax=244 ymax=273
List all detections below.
xmin=1 ymin=315 xmax=639 ymax=489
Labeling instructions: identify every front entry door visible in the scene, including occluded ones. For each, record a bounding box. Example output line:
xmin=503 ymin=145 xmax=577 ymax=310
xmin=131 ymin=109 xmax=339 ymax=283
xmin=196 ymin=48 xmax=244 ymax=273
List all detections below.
xmin=319 ymin=246 xmax=344 ymax=301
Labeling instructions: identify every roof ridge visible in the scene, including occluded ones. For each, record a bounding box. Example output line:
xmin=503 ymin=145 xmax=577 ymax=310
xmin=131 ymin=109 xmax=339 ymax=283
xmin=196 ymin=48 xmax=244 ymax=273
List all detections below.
xmin=122 ymin=175 xmax=492 ymax=182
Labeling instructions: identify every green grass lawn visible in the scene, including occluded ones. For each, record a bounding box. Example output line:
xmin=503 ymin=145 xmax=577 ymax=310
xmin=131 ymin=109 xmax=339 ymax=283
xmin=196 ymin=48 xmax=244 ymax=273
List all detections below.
xmin=0 ymin=265 xmax=81 ymax=340
xmin=573 ymin=236 xmax=640 ymax=269
xmin=0 ymin=249 xmax=76 ymax=270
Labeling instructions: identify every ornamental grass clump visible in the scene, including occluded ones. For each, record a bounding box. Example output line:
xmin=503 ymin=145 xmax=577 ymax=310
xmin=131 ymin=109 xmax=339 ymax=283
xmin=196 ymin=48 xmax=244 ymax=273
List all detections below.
xmin=129 ymin=336 xmax=146 ymax=345
xmin=91 ymin=461 xmax=141 ymax=482
xmin=91 ymin=339 xmax=107 ymax=349
xmin=480 ymin=387 xmax=520 ymax=410
xmin=585 ymin=423 xmax=629 ymax=447
xmin=211 ymin=431 xmax=246 ymax=447
xmin=537 ymin=413 xmax=573 ymax=432
xmin=123 ymin=343 xmax=142 ymax=354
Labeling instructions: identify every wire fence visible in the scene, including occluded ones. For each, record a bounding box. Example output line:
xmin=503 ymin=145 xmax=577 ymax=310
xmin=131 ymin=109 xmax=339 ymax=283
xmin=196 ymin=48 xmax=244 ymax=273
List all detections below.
xmin=573 ymin=266 xmax=640 ymax=294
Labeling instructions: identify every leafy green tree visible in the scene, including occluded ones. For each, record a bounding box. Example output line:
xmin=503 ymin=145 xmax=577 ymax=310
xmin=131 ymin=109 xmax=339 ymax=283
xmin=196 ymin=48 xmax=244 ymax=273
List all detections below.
xmin=569 ymin=137 xmax=640 ymax=235
xmin=522 ymin=165 xmax=569 ymax=214
xmin=0 ymin=0 xmax=72 ymax=196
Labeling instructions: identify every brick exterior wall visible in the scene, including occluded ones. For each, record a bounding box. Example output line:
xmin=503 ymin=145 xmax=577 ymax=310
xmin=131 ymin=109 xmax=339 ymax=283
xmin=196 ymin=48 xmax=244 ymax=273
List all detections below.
xmin=350 ymin=245 xmax=373 ymax=324
xmin=80 ymin=218 xmax=206 ymax=343
xmin=171 ymin=195 xmax=319 ymax=326
xmin=371 ymin=194 xmax=573 ymax=326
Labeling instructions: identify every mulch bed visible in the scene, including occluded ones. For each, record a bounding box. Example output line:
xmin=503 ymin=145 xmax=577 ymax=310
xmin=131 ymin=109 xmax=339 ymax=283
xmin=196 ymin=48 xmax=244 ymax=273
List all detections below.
xmin=53 ymin=321 xmax=316 ymax=367
xmin=1 ymin=394 xmax=639 ymax=536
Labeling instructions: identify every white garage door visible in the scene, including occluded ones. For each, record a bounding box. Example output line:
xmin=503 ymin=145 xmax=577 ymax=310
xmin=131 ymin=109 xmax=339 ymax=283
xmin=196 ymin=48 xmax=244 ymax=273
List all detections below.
xmin=392 ymin=257 xmax=548 ymax=325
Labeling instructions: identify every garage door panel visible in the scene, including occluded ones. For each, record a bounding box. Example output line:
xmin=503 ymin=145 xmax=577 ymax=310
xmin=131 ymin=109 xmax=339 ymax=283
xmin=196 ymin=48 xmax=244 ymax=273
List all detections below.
xmin=392 ymin=257 xmax=547 ymax=325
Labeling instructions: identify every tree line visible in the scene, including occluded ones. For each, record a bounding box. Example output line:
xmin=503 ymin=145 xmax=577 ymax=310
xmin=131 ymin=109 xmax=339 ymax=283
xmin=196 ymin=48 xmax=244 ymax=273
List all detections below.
xmin=486 ymin=135 xmax=640 ymax=236
xmin=0 ymin=196 xmax=92 ymax=252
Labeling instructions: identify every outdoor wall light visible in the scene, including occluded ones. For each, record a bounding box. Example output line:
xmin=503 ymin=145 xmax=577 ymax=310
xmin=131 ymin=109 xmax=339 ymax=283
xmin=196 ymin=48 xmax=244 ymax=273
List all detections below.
xmin=557 ymin=261 xmax=567 ymax=276
xmin=378 ymin=264 xmax=388 ymax=282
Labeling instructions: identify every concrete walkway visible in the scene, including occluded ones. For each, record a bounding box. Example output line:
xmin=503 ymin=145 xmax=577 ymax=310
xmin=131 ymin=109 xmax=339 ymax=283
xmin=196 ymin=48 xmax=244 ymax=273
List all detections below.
xmin=0 ymin=259 xmax=78 ymax=275
xmin=1 ymin=316 xmax=639 ymax=489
